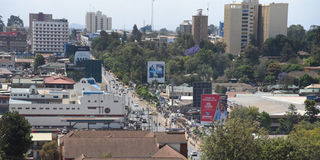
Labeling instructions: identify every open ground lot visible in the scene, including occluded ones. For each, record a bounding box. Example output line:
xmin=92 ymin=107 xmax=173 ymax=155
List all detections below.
xmin=229 ymin=93 xmax=306 ymax=115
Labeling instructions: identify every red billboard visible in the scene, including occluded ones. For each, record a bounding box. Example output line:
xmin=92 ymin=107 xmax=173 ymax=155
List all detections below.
xmin=201 ymin=94 xmax=220 ymax=124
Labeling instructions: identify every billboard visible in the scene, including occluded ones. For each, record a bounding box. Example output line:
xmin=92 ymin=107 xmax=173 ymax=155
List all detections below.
xmin=147 ymin=61 xmax=165 ymax=84
xmin=213 ymin=95 xmax=228 ymax=123
xmin=201 ymin=94 xmax=220 ymax=125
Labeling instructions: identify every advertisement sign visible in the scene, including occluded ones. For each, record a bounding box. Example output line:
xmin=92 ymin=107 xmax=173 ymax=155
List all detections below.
xmin=200 ymin=94 xmax=220 ymax=125
xmin=147 ymin=61 xmax=165 ymax=84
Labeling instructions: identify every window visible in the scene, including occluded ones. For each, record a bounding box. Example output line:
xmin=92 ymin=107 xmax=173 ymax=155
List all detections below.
xmin=94 ymin=100 xmax=97 ymax=103
xmin=66 ymin=108 xmax=70 ymax=110
xmin=45 ymin=108 xmax=50 ymax=110
xmin=53 ymin=96 xmax=58 ymax=98
xmin=18 ymin=107 xmax=22 ymax=110
xmin=72 ymin=108 xmax=75 ymax=110
xmin=59 ymin=108 xmax=63 ymax=110
xmin=32 ymin=108 xmax=36 ymax=110
xmin=40 ymin=107 xmax=43 ymax=110
xmin=101 ymin=100 xmax=103 ymax=103
xmin=12 ymin=107 xmax=15 ymax=110
xmin=53 ymin=108 xmax=57 ymax=110
xmin=26 ymin=107 xmax=30 ymax=110
xmin=88 ymin=100 xmax=91 ymax=103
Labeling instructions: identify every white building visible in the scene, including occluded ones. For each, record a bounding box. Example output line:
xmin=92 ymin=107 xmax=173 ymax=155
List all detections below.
xmin=10 ymin=91 xmax=126 ymax=129
xmin=85 ymin=11 xmax=112 ymax=33
xmin=31 ymin=19 xmax=69 ymax=54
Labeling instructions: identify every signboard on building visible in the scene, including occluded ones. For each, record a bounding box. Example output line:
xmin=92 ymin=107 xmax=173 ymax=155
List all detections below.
xmin=200 ymin=94 xmax=220 ymax=125
xmin=147 ymin=61 xmax=165 ymax=84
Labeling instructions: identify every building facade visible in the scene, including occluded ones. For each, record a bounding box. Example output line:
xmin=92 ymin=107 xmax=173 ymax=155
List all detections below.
xmin=258 ymin=3 xmax=288 ymax=44
xmin=179 ymin=20 xmax=192 ymax=34
xmin=192 ymin=10 xmax=208 ymax=44
xmin=31 ymin=19 xmax=69 ymax=54
xmin=224 ymin=0 xmax=259 ymax=54
xmin=192 ymin=82 xmax=212 ymax=108
xmin=0 ymin=31 xmax=27 ymax=52
xmin=85 ymin=11 xmax=112 ymax=33
xmin=224 ymin=0 xmax=288 ymax=55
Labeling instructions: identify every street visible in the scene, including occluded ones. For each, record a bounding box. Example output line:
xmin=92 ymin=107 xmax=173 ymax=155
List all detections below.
xmin=101 ymin=67 xmax=201 ymax=159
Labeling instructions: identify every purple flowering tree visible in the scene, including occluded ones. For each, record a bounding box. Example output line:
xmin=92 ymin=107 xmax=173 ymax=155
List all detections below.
xmin=184 ymin=45 xmax=200 ymax=56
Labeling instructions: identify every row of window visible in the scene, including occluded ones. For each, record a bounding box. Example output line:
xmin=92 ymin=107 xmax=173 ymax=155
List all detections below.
xmin=35 ymin=45 xmax=63 ymax=48
xmin=34 ymin=48 xmax=63 ymax=51
xmin=34 ymin=41 xmax=64 ymax=44
xmin=34 ymin=27 xmax=68 ymax=30
xmin=33 ymin=32 xmax=68 ymax=35
xmin=35 ymin=24 xmax=68 ymax=27
xmin=12 ymin=107 xmax=80 ymax=110
xmin=88 ymin=100 xmax=104 ymax=103
xmin=34 ymin=34 xmax=68 ymax=38
xmin=35 ymin=28 xmax=67 ymax=32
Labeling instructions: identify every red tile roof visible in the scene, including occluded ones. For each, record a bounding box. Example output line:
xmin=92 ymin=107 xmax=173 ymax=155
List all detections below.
xmin=44 ymin=75 xmax=75 ymax=85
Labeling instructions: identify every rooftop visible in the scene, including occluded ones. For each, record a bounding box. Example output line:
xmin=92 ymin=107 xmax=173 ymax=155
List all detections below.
xmin=31 ymin=133 xmax=52 ymax=141
xmin=61 ymin=130 xmax=187 ymax=160
xmin=0 ymin=68 xmax=12 ymax=75
xmin=44 ymin=75 xmax=75 ymax=85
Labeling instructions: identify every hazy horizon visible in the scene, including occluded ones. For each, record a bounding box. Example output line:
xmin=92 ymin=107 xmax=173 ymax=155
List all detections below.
xmin=1 ymin=0 xmax=320 ymax=31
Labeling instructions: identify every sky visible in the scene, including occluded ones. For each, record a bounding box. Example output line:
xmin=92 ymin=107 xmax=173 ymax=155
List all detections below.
xmin=1 ymin=0 xmax=320 ymax=31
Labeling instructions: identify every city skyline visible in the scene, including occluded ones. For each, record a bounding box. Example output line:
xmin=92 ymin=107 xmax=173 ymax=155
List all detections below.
xmin=1 ymin=0 xmax=319 ymax=31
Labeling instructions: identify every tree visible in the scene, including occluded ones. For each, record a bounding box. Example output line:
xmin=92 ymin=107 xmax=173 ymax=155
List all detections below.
xmin=215 ymin=85 xmax=227 ymax=94
xmin=277 ymin=104 xmax=300 ymax=134
xmin=288 ymin=122 xmax=320 ymax=160
xmin=298 ymin=74 xmax=318 ymax=88
xmin=130 ymin=24 xmax=142 ymax=42
xmin=303 ymin=100 xmax=320 ymax=123
xmin=0 ymin=15 xmax=4 ymax=32
xmin=201 ymin=118 xmax=264 ymax=160
xmin=234 ymin=65 xmax=254 ymax=82
xmin=40 ymin=141 xmax=59 ymax=160
xmin=229 ymin=106 xmax=260 ymax=122
xmin=159 ymin=28 xmax=169 ymax=35
xmin=0 ymin=111 xmax=32 ymax=159
xmin=34 ymin=54 xmax=45 ymax=71
xmin=260 ymin=111 xmax=272 ymax=131
xmin=242 ymin=45 xmax=261 ymax=65
xmin=287 ymin=24 xmax=306 ymax=42
xmin=7 ymin=15 xmax=24 ymax=27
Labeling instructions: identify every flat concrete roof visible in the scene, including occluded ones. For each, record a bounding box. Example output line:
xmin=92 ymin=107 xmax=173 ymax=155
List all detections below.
xmin=31 ymin=133 xmax=52 ymax=141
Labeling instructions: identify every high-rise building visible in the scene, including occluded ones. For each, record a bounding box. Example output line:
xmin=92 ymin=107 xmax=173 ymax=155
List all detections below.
xmin=29 ymin=12 xmax=53 ymax=34
xmin=258 ymin=3 xmax=288 ymax=44
xmin=192 ymin=9 xmax=208 ymax=44
xmin=179 ymin=20 xmax=192 ymax=34
xmin=85 ymin=12 xmax=96 ymax=34
xmin=31 ymin=19 xmax=69 ymax=54
xmin=224 ymin=0 xmax=259 ymax=54
xmin=224 ymin=0 xmax=288 ymax=55
xmin=85 ymin=11 xmax=112 ymax=33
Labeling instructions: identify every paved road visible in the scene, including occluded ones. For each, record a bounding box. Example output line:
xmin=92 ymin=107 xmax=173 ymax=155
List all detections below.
xmin=102 ymin=68 xmax=201 ymax=159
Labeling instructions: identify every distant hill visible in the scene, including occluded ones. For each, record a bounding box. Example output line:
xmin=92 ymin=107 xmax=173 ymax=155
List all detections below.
xmin=69 ymin=23 xmax=85 ymax=29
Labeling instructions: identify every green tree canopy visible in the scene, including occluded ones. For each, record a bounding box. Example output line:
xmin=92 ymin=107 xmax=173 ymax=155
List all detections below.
xmin=0 ymin=111 xmax=32 ymax=159
xmin=201 ymin=118 xmax=264 ymax=160
xmin=7 ymin=15 xmax=23 ymax=27
xmin=298 ymin=74 xmax=318 ymax=88
xmin=130 ymin=24 xmax=142 ymax=42
xmin=34 ymin=54 xmax=45 ymax=71
xmin=287 ymin=24 xmax=306 ymax=42
xmin=277 ymin=104 xmax=301 ymax=134
xmin=0 ymin=15 xmax=4 ymax=32
xmin=40 ymin=141 xmax=59 ymax=160
xmin=303 ymin=100 xmax=320 ymax=123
